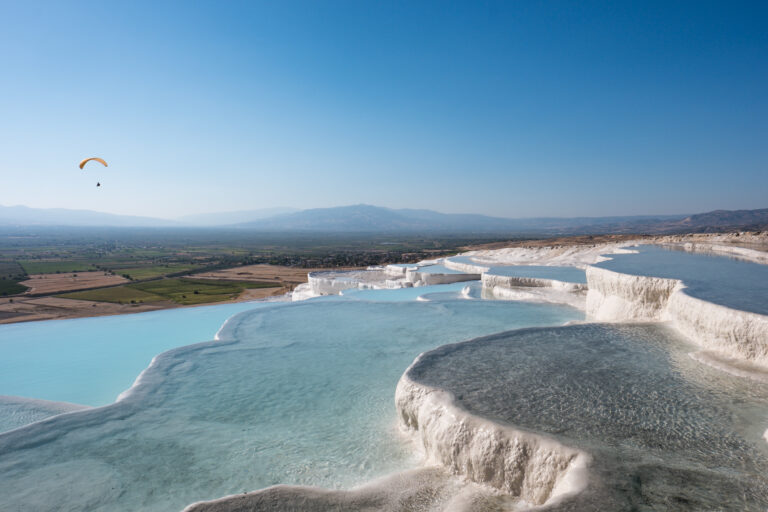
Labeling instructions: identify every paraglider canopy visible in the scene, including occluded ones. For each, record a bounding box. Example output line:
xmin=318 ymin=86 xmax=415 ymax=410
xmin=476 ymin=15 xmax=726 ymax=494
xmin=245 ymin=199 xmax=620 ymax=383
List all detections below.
xmin=79 ymin=157 xmax=108 ymax=169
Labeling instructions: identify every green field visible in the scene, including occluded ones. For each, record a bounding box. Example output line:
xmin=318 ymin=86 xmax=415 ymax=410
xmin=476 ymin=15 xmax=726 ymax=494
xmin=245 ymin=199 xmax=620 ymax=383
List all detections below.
xmin=0 ymin=261 xmax=26 ymax=279
xmin=130 ymin=278 xmax=281 ymax=305
xmin=58 ymin=287 xmax=166 ymax=304
xmin=17 ymin=259 xmax=204 ymax=281
xmin=19 ymin=260 xmax=97 ymax=274
xmin=58 ymin=278 xmax=281 ymax=305
xmin=114 ymin=264 xmax=202 ymax=280
xmin=0 ymin=279 xmax=28 ymax=296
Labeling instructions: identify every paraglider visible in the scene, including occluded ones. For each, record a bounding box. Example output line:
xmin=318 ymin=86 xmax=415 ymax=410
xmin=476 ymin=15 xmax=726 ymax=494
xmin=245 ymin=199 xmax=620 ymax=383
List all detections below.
xmin=79 ymin=157 xmax=108 ymax=187
xmin=78 ymin=157 xmax=108 ymax=169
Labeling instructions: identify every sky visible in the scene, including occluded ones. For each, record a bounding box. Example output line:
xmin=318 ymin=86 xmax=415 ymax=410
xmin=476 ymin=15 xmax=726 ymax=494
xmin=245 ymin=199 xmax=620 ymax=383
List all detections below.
xmin=0 ymin=0 xmax=766 ymax=219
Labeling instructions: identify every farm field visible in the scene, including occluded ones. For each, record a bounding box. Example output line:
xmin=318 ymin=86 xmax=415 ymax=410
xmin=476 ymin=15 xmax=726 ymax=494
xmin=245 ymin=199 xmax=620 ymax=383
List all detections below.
xmin=19 ymin=260 xmax=99 ymax=274
xmin=194 ymin=264 xmax=360 ymax=288
xmin=59 ymin=286 xmax=166 ymax=304
xmin=22 ymin=272 xmax=130 ymax=295
xmin=112 ymin=264 xmax=202 ymax=280
xmin=130 ymin=278 xmax=282 ymax=305
xmin=0 ymin=296 xmax=169 ymax=324
xmin=59 ymin=278 xmax=282 ymax=306
xmin=0 ymin=262 xmax=29 ymax=296
xmin=0 ymin=261 xmax=26 ymax=279
xmin=0 ymin=280 xmax=28 ymax=296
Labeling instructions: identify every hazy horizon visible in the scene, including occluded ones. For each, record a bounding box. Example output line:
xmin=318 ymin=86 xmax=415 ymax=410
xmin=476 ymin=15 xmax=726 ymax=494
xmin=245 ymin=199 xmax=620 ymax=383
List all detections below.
xmin=2 ymin=1 xmax=766 ymax=218
xmin=0 ymin=201 xmax=704 ymax=223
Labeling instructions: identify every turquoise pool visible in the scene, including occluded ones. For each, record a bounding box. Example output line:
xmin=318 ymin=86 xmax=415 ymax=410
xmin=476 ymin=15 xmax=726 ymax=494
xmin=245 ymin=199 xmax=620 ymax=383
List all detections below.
xmin=409 ymin=323 xmax=768 ymax=510
xmin=595 ymin=245 xmax=768 ymax=315
xmin=0 ymin=302 xmax=270 ymax=408
xmin=0 ymin=297 xmax=580 ymax=511
xmin=486 ymin=265 xmax=586 ymax=283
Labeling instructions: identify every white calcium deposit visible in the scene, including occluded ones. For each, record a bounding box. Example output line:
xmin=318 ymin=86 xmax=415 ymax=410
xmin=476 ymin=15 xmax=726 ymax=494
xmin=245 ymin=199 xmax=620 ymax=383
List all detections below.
xmin=482 ymin=273 xmax=586 ymax=293
xmin=486 ymin=285 xmax=587 ymax=310
xmin=456 ymin=244 xmax=638 ymax=269
xmin=669 ymin=290 xmax=768 ymax=365
xmin=447 ymin=243 xmax=636 ymax=308
xmin=292 ymin=262 xmax=481 ymax=300
xmin=442 ymin=259 xmax=490 ymax=274
xmin=585 ymin=266 xmax=682 ymax=322
xmin=405 ymin=268 xmax=481 ymax=286
xmin=395 ymin=362 xmax=590 ymax=507
xmin=458 ymin=239 xmax=768 ymax=370
xmin=292 ymin=244 xmax=632 ymax=305
xmin=586 ymin=265 xmax=768 ymax=367
xmin=677 ymin=242 xmax=768 ymax=264
xmin=448 ymin=244 xmax=624 ymax=308
xmin=293 ymin=241 xmax=768 ymax=370
xmin=292 ymin=269 xmax=413 ymax=300
xmin=481 ymin=274 xmax=587 ymax=309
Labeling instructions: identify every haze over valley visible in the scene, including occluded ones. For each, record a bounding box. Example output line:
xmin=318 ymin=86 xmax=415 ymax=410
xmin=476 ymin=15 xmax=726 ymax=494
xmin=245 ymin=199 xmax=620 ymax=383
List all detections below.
xmin=2 ymin=203 xmax=767 ymax=234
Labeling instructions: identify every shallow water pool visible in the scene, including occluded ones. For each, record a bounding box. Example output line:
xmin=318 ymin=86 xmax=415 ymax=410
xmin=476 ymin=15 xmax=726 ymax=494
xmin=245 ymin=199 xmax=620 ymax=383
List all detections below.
xmin=0 ymin=299 xmax=580 ymax=511
xmin=408 ymin=323 xmax=768 ymax=510
xmin=0 ymin=301 xmax=270 ymax=407
xmin=594 ymin=245 xmax=768 ymax=315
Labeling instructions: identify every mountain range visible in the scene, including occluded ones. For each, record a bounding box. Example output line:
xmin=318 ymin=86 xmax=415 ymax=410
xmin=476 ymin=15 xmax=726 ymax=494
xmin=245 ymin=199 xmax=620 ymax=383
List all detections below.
xmin=0 ymin=205 xmax=298 ymax=228
xmin=1 ymin=203 xmax=766 ymax=235
xmin=176 ymin=208 xmax=299 ymax=226
xmin=0 ymin=205 xmax=179 ymax=228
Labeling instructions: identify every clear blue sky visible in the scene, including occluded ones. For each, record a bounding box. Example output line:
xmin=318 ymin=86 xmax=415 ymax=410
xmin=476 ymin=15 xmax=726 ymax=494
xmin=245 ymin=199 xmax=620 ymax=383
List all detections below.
xmin=1 ymin=0 xmax=766 ymax=219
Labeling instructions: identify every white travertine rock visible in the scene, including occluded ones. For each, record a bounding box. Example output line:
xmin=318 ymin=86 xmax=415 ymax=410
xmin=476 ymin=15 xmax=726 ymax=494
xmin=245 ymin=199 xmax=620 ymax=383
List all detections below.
xmin=478 ymin=271 xmax=587 ymax=309
xmin=405 ymin=268 xmax=481 ymax=286
xmin=290 ymin=282 xmax=318 ymax=301
xmin=585 ymin=265 xmax=768 ymax=367
xmin=676 ymin=242 xmax=768 ymax=265
xmin=396 ymin=366 xmax=590 ymax=506
xmin=488 ymin=285 xmax=587 ymax=310
xmin=482 ymin=273 xmax=586 ymax=293
xmin=443 ymin=258 xmax=490 ymax=274
xmin=292 ymin=264 xmax=479 ymax=300
xmin=461 ymin=244 xmax=638 ymax=269
xmin=669 ymin=291 xmax=768 ymax=366
xmin=585 ymin=266 xmax=681 ymax=322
